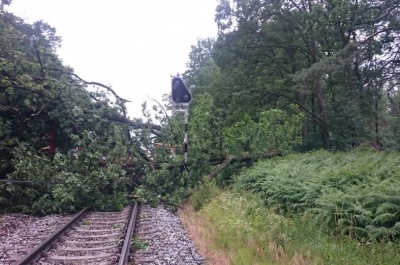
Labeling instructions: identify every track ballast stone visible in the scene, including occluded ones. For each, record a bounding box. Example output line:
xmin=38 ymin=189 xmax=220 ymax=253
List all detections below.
xmin=132 ymin=205 xmax=205 ymax=265
xmin=0 ymin=213 xmax=70 ymax=265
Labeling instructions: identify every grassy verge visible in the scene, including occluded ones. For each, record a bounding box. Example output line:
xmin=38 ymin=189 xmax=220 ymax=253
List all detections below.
xmin=178 ymin=203 xmax=231 ymax=265
xmin=179 ymin=182 xmax=400 ymax=264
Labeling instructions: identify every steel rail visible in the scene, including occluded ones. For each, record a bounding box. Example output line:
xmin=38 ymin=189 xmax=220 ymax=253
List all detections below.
xmin=118 ymin=202 xmax=138 ymax=265
xmin=14 ymin=207 xmax=88 ymax=265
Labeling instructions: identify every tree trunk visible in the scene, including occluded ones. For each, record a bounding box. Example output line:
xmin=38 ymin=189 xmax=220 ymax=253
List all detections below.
xmin=309 ymin=18 xmax=330 ymax=148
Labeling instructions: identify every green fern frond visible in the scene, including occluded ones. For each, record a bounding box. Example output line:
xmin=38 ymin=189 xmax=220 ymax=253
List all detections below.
xmin=375 ymin=202 xmax=400 ymax=215
xmin=392 ymin=222 xmax=400 ymax=235
xmin=372 ymin=213 xmax=398 ymax=227
xmin=364 ymin=194 xmax=400 ymax=208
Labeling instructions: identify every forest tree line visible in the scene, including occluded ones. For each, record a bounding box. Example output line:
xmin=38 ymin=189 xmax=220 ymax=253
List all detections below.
xmin=184 ymin=0 xmax=400 ymax=154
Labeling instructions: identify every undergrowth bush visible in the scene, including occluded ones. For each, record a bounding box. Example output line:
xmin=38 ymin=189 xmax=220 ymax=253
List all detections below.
xmin=234 ymin=149 xmax=400 ymax=242
xmin=190 ymin=177 xmax=221 ymax=211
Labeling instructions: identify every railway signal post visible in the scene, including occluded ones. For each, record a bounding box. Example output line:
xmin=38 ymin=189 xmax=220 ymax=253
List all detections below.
xmin=171 ymin=77 xmax=192 ymax=170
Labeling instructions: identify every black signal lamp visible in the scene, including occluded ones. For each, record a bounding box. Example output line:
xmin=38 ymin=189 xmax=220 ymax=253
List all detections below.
xmin=171 ymin=78 xmax=192 ymax=103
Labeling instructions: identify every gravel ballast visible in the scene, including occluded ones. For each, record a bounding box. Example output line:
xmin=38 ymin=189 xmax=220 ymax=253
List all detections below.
xmin=0 ymin=213 xmax=70 ymax=264
xmin=0 ymin=205 xmax=205 ymax=265
xmin=133 ymin=205 xmax=205 ymax=265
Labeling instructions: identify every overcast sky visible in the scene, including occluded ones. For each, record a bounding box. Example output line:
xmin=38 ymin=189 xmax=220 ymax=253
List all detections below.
xmin=6 ymin=0 xmax=218 ymax=118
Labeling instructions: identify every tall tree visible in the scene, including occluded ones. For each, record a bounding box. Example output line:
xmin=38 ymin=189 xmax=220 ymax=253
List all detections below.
xmin=201 ymin=0 xmax=400 ymax=150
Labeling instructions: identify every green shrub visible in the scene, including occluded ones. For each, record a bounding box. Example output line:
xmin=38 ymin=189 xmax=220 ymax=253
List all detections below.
xmin=190 ymin=177 xmax=221 ymax=211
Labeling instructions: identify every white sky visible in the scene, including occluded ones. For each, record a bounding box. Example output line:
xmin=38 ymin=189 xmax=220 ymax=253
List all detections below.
xmin=6 ymin=0 xmax=218 ymax=118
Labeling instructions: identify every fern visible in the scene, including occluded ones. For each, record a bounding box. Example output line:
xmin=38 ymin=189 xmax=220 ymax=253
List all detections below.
xmin=234 ymin=149 xmax=400 ymax=241
xmin=372 ymin=213 xmax=399 ymax=226
xmin=393 ymin=222 xmax=400 ymax=236
xmin=375 ymin=202 xmax=400 ymax=215
xmin=366 ymin=225 xmax=399 ymax=241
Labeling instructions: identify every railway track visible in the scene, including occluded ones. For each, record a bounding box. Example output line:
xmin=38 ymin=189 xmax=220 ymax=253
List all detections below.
xmin=7 ymin=202 xmax=204 ymax=265
xmin=13 ymin=203 xmax=138 ymax=265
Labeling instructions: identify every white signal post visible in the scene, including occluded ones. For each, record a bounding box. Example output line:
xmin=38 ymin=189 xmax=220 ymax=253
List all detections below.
xmin=173 ymin=103 xmax=189 ymax=167
xmin=171 ymin=78 xmax=192 ymax=170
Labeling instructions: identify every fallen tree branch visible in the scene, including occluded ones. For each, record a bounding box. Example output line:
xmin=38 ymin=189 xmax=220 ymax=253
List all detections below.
xmin=160 ymin=198 xmax=186 ymax=211
xmin=208 ymin=151 xmax=282 ymax=178
xmin=150 ymin=151 xmax=283 ymax=173
xmin=209 ymin=155 xmax=235 ymax=179
xmin=147 ymin=96 xmax=175 ymax=136
xmin=46 ymin=67 xmax=130 ymax=103
xmin=209 ymin=151 xmax=281 ymax=165
xmin=37 ymin=68 xmax=165 ymax=134
xmin=104 ymin=114 xmax=162 ymax=131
